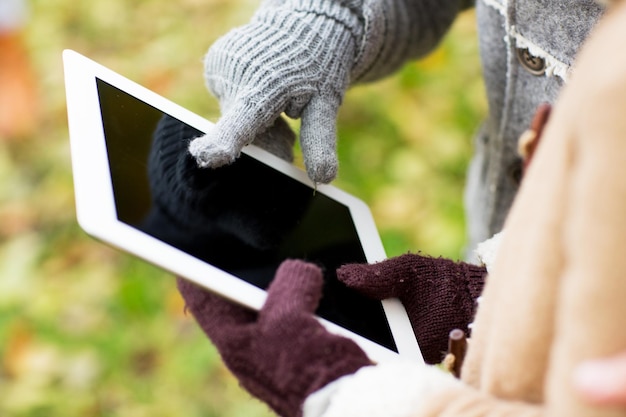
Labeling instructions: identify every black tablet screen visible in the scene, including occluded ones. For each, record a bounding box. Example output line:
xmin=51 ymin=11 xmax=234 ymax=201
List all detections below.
xmin=96 ymin=78 xmax=396 ymax=352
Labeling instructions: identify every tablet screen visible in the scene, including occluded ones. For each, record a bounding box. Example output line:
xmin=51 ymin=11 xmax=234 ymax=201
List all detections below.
xmin=96 ymin=78 xmax=396 ymax=352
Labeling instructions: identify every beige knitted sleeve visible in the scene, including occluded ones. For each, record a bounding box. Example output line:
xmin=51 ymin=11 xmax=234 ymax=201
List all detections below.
xmin=417 ymin=3 xmax=626 ymax=416
xmin=539 ymin=2 xmax=626 ymax=416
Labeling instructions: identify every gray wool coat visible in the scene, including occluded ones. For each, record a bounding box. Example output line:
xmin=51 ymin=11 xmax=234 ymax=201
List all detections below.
xmin=464 ymin=0 xmax=604 ymax=256
xmin=354 ymin=0 xmax=605 ymax=257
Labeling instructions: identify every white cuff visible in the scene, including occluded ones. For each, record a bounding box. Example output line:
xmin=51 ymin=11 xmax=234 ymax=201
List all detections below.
xmin=303 ymin=360 xmax=461 ymax=417
xmin=474 ymin=231 xmax=504 ymax=272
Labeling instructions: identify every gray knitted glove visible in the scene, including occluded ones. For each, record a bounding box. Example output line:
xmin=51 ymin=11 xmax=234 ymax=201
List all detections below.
xmin=190 ymin=0 xmax=468 ymax=183
xmin=190 ymin=0 xmax=362 ymax=183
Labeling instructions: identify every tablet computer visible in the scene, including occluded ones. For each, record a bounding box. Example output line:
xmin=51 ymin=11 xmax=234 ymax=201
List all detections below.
xmin=62 ymin=49 xmax=422 ymax=364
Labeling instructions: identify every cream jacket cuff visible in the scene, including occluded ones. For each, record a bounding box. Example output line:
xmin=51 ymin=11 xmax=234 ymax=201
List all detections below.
xmin=303 ymin=361 xmax=461 ymax=417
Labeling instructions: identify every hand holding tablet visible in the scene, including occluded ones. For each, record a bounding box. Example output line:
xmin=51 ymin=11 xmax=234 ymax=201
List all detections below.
xmin=178 ymin=259 xmax=372 ymax=417
xmin=62 ymin=49 xmax=422 ymax=364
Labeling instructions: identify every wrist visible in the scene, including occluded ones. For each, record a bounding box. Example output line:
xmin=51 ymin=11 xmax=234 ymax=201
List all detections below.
xmin=255 ymin=0 xmax=363 ymax=38
xmin=293 ymin=0 xmax=363 ymax=36
xmin=206 ymin=0 xmax=362 ymax=109
xmin=462 ymin=261 xmax=488 ymax=303
xmin=409 ymin=253 xmax=486 ymax=299
xmin=253 ymin=0 xmax=365 ymax=78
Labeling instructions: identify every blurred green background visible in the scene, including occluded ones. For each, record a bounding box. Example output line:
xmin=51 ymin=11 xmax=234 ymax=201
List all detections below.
xmin=0 ymin=1 xmax=486 ymax=416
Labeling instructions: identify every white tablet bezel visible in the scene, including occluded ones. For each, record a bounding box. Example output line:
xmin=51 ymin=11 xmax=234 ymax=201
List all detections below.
xmin=62 ymin=49 xmax=422 ymax=364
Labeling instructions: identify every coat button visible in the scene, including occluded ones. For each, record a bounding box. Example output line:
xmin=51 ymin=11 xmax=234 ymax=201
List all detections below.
xmin=517 ymin=48 xmax=546 ymax=75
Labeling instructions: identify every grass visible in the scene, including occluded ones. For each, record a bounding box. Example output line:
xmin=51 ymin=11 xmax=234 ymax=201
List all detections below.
xmin=0 ymin=1 xmax=485 ymax=416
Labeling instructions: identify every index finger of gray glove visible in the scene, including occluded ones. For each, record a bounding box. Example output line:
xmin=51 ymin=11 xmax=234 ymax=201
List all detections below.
xmin=188 ymin=101 xmax=283 ymax=169
xmin=299 ymin=95 xmax=340 ymax=184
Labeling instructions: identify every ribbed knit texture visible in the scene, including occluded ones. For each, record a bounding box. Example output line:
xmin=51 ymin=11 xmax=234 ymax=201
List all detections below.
xmin=190 ymin=0 xmax=361 ymax=183
xmin=148 ymin=113 xmax=296 ymax=227
xmin=354 ymin=0 xmax=465 ymax=82
xmin=147 ymin=115 xmax=209 ymax=231
xmin=190 ymin=0 xmax=466 ymax=183
xmin=337 ymin=253 xmax=486 ymax=364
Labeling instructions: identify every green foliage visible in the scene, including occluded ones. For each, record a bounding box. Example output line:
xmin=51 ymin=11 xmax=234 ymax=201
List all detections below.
xmin=0 ymin=2 xmax=485 ymax=416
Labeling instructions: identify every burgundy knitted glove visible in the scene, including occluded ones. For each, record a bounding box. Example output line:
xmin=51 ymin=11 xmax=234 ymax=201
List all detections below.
xmin=177 ymin=259 xmax=371 ymax=417
xmin=337 ymin=253 xmax=486 ymax=364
